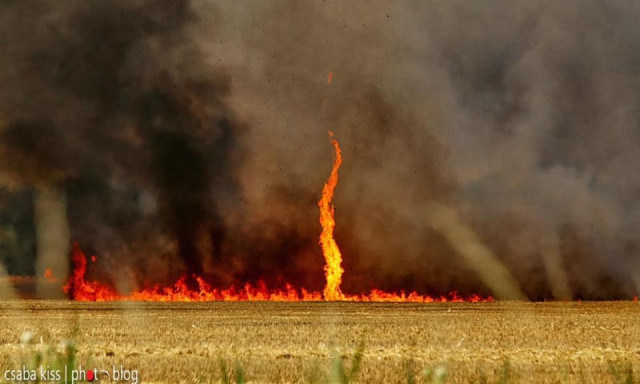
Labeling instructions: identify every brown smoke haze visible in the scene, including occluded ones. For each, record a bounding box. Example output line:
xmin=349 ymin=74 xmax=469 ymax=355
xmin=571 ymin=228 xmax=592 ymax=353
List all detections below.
xmin=1 ymin=0 xmax=639 ymax=300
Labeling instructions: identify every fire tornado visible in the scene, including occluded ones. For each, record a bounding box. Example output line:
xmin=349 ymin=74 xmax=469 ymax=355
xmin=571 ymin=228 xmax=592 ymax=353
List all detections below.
xmin=61 ymin=131 xmax=488 ymax=303
xmin=59 ymin=133 xmax=492 ymax=302
xmin=318 ymin=131 xmax=345 ymax=301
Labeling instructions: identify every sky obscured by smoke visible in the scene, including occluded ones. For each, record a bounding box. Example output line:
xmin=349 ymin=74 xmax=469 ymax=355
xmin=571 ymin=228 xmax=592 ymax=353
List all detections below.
xmin=1 ymin=0 xmax=639 ymax=299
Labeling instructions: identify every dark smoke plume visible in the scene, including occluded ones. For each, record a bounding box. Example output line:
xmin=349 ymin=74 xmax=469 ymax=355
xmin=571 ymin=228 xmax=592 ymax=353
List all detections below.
xmin=0 ymin=0 xmax=238 ymax=288
xmin=1 ymin=1 xmax=640 ymax=299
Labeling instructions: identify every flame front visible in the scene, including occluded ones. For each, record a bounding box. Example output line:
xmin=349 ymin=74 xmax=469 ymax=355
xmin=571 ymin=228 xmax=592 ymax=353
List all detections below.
xmin=64 ymin=244 xmax=489 ymax=302
xmin=318 ymin=131 xmax=345 ymax=300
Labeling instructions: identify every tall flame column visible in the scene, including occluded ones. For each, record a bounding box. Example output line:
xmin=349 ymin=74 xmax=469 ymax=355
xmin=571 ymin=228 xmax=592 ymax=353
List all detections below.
xmin=318 ymin=131 xmax=345 ymax=301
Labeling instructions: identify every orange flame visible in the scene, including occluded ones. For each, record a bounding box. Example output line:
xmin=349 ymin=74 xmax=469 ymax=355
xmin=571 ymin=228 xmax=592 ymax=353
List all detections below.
xmin=63 ymin=244 xmax=491 ymax=302
xmin=63 ymin=243 xmax=325 ymax=302
xmin=43 ymin=268 xmax=56 ymax=282
xmin=327 ymin=71 xmax=333 ymax=84
xmin=62 ymin=133 xmax=492 ymax=303
xmin=318 ymin=131 xmax=345 ymax=300
xmin=63 ymin=244 xmax=490 ymax=302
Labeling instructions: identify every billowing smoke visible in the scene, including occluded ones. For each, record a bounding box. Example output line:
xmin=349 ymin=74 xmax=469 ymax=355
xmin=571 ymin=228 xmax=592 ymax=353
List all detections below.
xmin=0 ymin=0 xmax=239 ymax=290
xmin=1 ymin=0 xmax=639 ymax=299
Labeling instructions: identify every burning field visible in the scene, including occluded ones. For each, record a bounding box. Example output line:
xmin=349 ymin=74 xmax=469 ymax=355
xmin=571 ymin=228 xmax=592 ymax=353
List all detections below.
xmin=57 ymin=130 xmax=488 ymax=303
xmin=2 ymin=1 xmax=640 ymax=383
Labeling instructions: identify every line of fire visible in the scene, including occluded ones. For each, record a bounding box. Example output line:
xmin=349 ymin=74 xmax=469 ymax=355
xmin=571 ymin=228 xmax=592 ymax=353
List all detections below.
xmin=57 ymin=131 xmax=488 ymax=303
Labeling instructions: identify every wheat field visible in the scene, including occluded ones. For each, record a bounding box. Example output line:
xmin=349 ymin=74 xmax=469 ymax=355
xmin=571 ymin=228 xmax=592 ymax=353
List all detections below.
xmin=1 ymin=301 xmax=639 ymax=383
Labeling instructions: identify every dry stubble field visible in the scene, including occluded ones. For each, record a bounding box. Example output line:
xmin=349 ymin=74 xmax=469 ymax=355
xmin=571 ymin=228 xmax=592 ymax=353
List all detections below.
xmin=0 ymin=301 xmax=639 ymax=383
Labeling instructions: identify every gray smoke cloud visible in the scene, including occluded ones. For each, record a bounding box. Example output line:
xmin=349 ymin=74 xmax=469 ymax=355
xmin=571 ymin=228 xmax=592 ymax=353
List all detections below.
xmin=0 ymin=0 xmax=639 ymax=299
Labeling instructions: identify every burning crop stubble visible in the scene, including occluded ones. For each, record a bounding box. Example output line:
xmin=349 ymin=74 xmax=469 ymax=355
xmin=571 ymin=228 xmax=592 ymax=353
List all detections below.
xmin=0 ymin=1 xmax=639 ymax=300
xmin=2 ymin=2 xmax=640 ymax=384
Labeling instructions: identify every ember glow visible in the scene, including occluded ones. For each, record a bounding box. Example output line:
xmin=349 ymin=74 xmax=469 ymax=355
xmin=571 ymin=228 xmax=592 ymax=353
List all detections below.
xmin=43 ymin=268 xmax=56 ymax=283
xmin=63 ymin=133 xmax=490 ymax=303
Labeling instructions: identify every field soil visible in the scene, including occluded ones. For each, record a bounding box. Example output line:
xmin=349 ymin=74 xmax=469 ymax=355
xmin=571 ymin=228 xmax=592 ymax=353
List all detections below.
xmin=0 ymin=301 xmax=639 ymax=383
